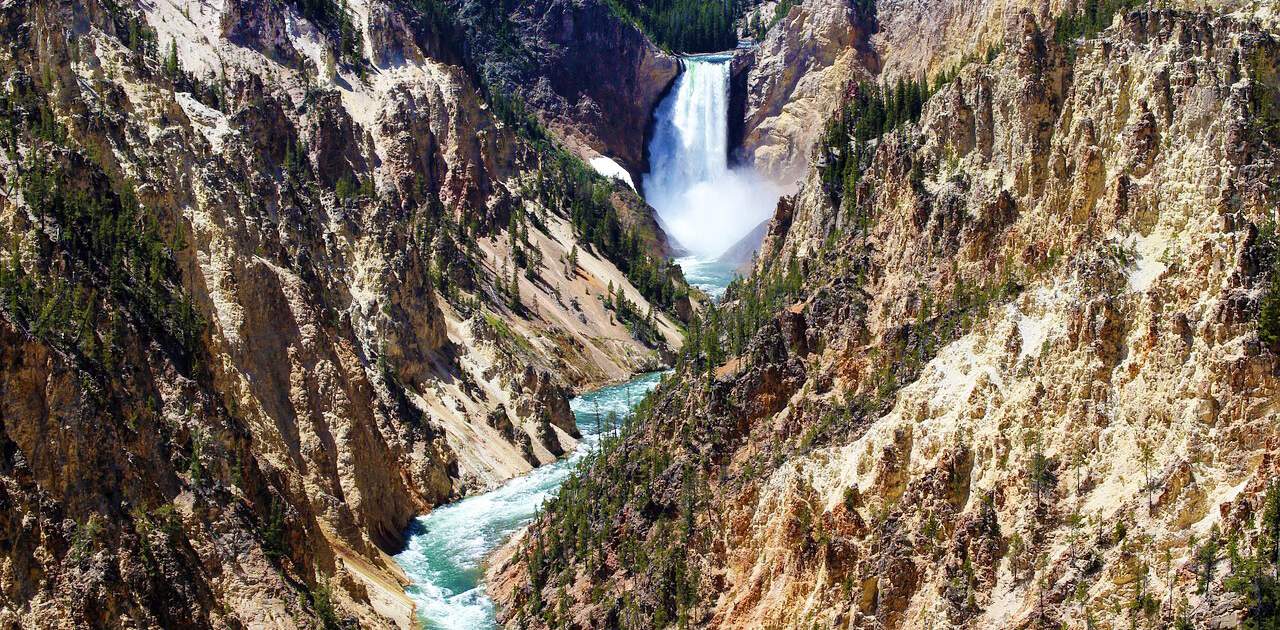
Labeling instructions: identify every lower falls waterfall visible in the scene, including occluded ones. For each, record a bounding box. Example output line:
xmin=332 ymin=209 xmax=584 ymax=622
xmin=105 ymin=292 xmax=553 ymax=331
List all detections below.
xmin=644 ymin=54 xmax=783 ymax=261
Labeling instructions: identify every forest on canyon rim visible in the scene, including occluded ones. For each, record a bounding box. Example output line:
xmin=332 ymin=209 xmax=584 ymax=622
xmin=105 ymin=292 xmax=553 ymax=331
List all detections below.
xmin=0 ymin=0 xmax=1278 ymax=628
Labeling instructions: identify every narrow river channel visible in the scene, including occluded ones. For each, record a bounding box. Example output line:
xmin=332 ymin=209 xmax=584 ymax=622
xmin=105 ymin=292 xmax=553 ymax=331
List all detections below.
xmin=393 ymin=372 xmax=665 ymax=629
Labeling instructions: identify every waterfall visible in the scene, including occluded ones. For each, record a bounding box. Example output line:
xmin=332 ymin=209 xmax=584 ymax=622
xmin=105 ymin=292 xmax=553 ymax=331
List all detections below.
xmin=394 ymin=54 xmax=774 ymax=630
xmin=644 ymin=54 xmax=782 ymax=259
xmin=645 ymin=55 xmax=732 ymax=196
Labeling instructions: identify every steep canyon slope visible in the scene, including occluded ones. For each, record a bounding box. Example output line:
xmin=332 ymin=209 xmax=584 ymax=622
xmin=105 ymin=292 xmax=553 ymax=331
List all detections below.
xmin=0 ymin=0 xmax=688 ymax=626
xmin=446 ymin=0 xmax=681 ymax=182
xmin=735 ymin=0 xmax=877 ymax=183
xmin=493 ymin=2 xmax=1280 ymax=629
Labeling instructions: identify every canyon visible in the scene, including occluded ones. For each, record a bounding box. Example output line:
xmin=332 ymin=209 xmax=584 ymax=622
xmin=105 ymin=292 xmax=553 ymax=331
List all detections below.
xmin=490 ymin=1 xmax=1280 ymax=630
xmin=0 ymin=0 xmax=1277 ymax=628
xmin=0 ymin=0 xmax=691 ymax=626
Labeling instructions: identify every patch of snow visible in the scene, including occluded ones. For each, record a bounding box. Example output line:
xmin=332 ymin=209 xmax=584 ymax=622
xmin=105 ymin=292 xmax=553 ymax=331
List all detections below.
xmin=589 ymin=156 xmax=636 ymax=192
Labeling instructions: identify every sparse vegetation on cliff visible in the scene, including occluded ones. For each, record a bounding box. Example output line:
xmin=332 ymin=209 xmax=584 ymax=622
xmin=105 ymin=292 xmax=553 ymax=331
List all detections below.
xmin=816 ymin=77 xmax=934 ymax=209
xmin=1257 ymin=222 xmax=1280 ymax=351
xmin=0 ymin=145 xmax=203 ymax=377
xmin=1052 ymin=0 xmax=1143 ymax=47
xmin=1223 ymin=482 xmax=1280 ymax=628
xmin=526 ymin=149 xmax=690 ymax=315
xmin=287 ymin=0 xmax=364 ymax=66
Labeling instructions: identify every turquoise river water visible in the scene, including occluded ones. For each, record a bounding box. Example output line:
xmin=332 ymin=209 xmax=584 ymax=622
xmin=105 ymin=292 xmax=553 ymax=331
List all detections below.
xmin=394 ymin=50 xmax=771 ymax=629
xmin=393 ymin=372 xmax=665 ymax=629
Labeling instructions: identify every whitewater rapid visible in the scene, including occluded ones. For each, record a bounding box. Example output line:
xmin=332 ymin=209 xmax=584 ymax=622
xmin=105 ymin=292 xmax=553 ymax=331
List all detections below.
xmin=644 ymin=54 xmax=783 ymax=259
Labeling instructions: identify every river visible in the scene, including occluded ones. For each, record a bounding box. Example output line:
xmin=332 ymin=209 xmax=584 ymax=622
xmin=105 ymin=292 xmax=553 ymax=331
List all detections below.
xmin=395 ymin=52 xmax=778 ymax=628
xmin=393 ymin=372 xmax=665 ymax=629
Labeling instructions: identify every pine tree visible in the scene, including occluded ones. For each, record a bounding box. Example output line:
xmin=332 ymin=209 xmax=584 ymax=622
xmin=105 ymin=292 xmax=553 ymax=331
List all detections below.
xmin=336 ymin=0 xmax=362 ymax=67
xmin=567 ymin=245 xmax=579 ymax=274
xmin=1139 ymin=434 xmax=1155 ymax=515
xmin=1026 ymin=425 xmax=1051 ymax=511
xmin=1259 ymin=276 xmax=1280 ymax=350
xmin=1223 ymin=481 xmax=1280 ymax=628
xmin=508 ymin=263 xmax=521 ymax=310
xmin=164 ymin=39 xmax=180 ymax=80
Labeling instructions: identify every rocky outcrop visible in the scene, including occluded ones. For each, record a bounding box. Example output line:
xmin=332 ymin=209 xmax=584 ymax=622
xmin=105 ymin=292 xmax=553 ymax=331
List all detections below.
xmin=736 ymin=0 xmax=875 ymax=183
xmin=514 ymin=367 xmax=577 ymax=437
xmin=452 ymin=0 xmax=679 ymax=175
xmin=732 ymin=11 xmax=1280 ymax=626
xmin=494 ymin=6 xmax=1280 ymax=630
xmin=221 ymin=0 xmax=303 ymax=66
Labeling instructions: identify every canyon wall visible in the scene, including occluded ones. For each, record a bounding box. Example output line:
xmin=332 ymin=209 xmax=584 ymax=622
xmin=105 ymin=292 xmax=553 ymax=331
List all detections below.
xmin=0 ymin=0 xmax=686 ymax=626
xmin=494 ymin=3 xmax=1280 ymax=629
xmin=736 ymin=0 xmax=876 ymax=184
xmin=449 ymin=0 xmax=680 ymax=178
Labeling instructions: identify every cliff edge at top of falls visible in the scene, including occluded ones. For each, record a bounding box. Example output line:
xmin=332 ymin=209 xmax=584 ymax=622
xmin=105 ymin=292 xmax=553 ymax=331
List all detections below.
xmin=0 ymin=0 xmax=693 ymax=626
xmin=492 ymin=2 xmax=1280 ymax=629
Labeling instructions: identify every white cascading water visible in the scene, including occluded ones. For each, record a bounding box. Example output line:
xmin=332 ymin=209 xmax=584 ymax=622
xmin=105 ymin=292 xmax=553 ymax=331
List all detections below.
xmin=644 ymin=54 xmax=783 ymax=260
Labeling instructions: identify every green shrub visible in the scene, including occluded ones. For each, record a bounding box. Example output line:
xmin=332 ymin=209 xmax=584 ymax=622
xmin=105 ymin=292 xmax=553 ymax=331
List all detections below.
xmin=603 ymin=0 xmax=742 ymax=53
xmin=0 ymin=151 xmax=203 ymax=374
xmin=309 ymin=577 xmax=343 ymax=629
xmin=1053 ymin=0 xmax=1143 ymax=47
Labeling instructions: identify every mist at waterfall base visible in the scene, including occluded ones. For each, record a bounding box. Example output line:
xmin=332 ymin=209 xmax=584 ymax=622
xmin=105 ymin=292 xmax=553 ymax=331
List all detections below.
xmin=649 ymin=170 xmax=781 ymax=257
xmin=394 ymin=373 xmax=664 ymax=630
xmin=644 ymin=54 xmax=784 ymax=259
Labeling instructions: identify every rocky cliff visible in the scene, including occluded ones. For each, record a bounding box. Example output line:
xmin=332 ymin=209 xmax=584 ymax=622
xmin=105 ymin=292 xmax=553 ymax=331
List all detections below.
xmin=0 ymin=0 xmax=687 ymax=626
xmin=735 ymin=0 xmax=876 ymax=184
xmin=492 ymin=3 xmax=1280 ymax=629
xmin=448 ymin=0 xmax=680 ymax=178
